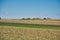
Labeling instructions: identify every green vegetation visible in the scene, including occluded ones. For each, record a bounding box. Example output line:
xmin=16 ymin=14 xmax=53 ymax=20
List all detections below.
xmin=20 ymin=18 xmax=41 ymax=20
xmin=0 ymin=23 xmax=60 ymax=29
xmin=0 ymin=17 xmax=1 ymax=19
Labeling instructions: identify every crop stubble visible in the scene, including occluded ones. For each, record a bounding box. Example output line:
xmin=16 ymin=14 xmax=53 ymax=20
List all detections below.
xmin=0 ymin=19 xmax=60 ymax=26
xmin=0 ymin=26 xmax=60 ymax=40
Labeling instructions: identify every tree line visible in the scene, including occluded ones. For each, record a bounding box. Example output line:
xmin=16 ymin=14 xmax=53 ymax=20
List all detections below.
xmin=20 ymin=17 xmax=51 ymax=20
xmin=0 ymin=17 xmax=51 ymax=20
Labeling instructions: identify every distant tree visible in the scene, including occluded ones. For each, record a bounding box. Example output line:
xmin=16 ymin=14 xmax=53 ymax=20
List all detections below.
xmin=21 ymin=18 xmax=31 ymax=20
xmin=0 ymin=17 xmax=1 ymax=19
xmin=32 ymin=18 xmax=40 ymax=20
xmin=26 ymin=18 xmax=31 ymax=20
xmin=43 ymin=18 xmax=46 ymax=20
xmin=32 ymin=18 xmax=36 ymax=20
xmin=43 ymin=17 xmax=51 ymax=20
xmin=21 ymin=18 xmax=25 ymax=20
xmin=36 ymin=18 xmax=40 ymax=20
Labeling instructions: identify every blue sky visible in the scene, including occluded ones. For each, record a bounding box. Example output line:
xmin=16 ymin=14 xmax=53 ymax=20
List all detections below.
xmin=0 ymin=0 xmax=60 ymax=19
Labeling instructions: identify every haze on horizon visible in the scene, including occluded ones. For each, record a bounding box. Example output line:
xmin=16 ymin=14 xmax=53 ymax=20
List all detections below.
xmin=0 ymin=0 xmax=60 ymax=19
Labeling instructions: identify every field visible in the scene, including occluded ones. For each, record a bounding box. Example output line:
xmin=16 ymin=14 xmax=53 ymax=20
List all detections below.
xmin=0 ymin=19 xmax=60 ymax=40
xmin=0 ymin=19 xmax=60 ymax=26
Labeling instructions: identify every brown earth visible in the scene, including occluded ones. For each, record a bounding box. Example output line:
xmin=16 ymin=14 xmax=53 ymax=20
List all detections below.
xmin=0 ymin=26 xmax=60 ymax=40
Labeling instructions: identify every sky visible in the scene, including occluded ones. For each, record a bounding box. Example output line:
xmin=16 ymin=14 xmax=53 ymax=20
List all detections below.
xmin=0 ymin=0 xmax=60 ymax=19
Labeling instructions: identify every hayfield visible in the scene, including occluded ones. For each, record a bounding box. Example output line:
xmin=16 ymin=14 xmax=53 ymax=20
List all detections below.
xmin=0 ymin=19 xmax=60 ymax=26
xmin=0 ymin=26 xmax=60 ymax=40
xmin=0 ymin=19 xmax=60 ymax=40
xmin=0 ymin=19 xmax=60 ymax=29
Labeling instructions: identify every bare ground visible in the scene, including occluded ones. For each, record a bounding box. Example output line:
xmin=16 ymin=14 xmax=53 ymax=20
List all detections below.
xmin=0 ymin=26 xmax=60 ymax=40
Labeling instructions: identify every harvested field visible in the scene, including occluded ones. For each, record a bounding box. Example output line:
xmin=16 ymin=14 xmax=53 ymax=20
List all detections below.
xmin=0 ymin=19 xmax=60 ymax=40
xmin=0 ymin=19 xmax=60 ymax=26
xmin=0 ymin=26 xmax=60 ymax=40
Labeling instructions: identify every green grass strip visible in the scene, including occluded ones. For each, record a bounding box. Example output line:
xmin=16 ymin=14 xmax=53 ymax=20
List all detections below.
xmin=0 ymin=23 xmax=60 ymax=30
